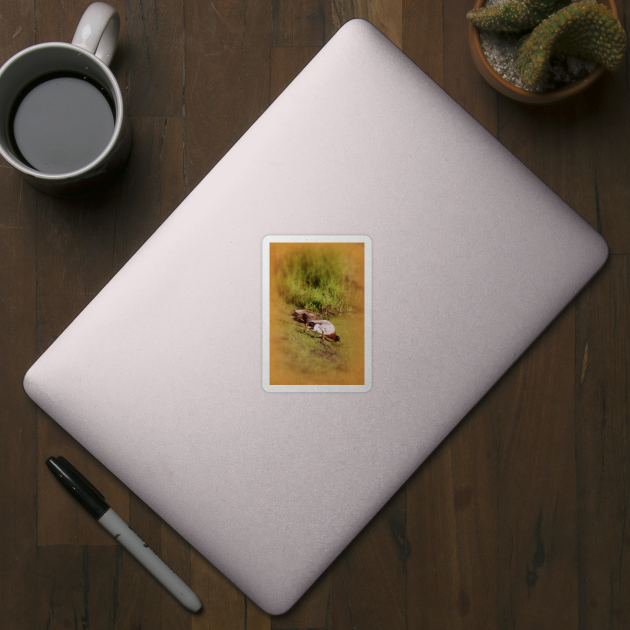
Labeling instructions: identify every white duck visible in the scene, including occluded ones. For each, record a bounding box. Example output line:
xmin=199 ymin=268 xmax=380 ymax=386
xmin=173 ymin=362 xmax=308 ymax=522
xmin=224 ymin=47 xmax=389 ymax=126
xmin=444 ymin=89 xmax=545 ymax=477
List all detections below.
xmin=307 ymin=320 xmax=340 ymax=342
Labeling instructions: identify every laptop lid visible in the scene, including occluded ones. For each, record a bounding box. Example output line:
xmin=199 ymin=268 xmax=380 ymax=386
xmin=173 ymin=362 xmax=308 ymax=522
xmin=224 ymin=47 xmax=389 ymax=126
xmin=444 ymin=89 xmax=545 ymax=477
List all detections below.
xmin=24 ymin=19 xmax=607 ymax=614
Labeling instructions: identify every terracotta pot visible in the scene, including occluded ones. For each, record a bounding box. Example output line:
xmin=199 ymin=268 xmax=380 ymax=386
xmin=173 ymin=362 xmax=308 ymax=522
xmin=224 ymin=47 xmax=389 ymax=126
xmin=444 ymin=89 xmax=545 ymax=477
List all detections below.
xmin=468 ymin=0 xmax=619 ymax=103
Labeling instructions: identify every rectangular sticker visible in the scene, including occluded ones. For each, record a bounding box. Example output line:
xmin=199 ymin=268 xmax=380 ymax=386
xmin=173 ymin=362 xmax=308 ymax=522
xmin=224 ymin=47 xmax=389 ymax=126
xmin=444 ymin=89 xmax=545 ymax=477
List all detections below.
xmin=263 ymin=236 xmax=372 ymax=392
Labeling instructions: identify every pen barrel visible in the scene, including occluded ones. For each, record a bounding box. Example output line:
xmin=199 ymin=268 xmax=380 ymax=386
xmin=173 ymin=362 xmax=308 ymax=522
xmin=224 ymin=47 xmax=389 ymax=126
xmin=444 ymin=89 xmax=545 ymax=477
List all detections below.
xmin=98 ymin=508 xmax=202 ymax=612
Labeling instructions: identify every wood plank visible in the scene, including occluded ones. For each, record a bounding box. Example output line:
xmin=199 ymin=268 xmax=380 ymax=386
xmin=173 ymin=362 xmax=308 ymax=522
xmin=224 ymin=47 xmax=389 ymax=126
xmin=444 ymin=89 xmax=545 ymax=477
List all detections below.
xmin=0 ymin=0 xmax=36 ymax=55
xmin=331 ymin=0 xmax=402 ymax=48
xmin=583 ymin=72 xmax=630 ymax=254
xmin=190 ymin=549 xmax=247 ymax=630
xmin=36 ymin=0 xmax=123 ymax=45
xmin=184 ymin=0 xmax=272 ymax=192
xmin=330 ymin=486 xmax=407 ymax=630
xmin=496 ymin=97 xmax=598 ymax=222
xmin=407 ymin=393 xmax=499 ymax=629
xmin=270 ymin=47 xmax=321 ymax=103
xmin=36 ymin=545 xmax=118 ymax=630
xmin=402 ymin=0 xmax=444 ymax=88
xmin=247 ymin=599 xmax=272 ymax=630
xmin=492 ymin=36 xmax=626 ymax=628
xmin=189 ymin=548 xmax=270 ymax=630
xmin=0 ymin=134 xmax=38 ymax=630
xmin=271 ymin=0 xmax=332 ymax=46
xmin=576 ymin=256 xmax=630 ymax=629
xmin=0 ymin=5 xmax=39 ymax=629
xmin=126 ymin=0 xmax=183 ymax=117
xmin=497 ymin=305 xmax=578 ymax=628
xmin=34 ymin=187 xmax=121 ymax=355
xmin=443 ymin=0 xmax=497 ymax=131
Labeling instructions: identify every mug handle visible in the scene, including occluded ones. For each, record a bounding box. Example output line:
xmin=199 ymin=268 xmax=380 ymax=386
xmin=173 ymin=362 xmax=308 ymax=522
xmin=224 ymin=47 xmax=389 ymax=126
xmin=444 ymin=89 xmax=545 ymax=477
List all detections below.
xmin=71 ymin=2 xmax=120 ymax=67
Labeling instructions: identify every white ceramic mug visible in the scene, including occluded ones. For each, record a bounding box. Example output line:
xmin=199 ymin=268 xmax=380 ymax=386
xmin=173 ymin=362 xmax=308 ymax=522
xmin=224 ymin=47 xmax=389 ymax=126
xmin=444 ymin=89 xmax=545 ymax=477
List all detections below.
xmin=0 ymin=2 xmax=131 ymax=197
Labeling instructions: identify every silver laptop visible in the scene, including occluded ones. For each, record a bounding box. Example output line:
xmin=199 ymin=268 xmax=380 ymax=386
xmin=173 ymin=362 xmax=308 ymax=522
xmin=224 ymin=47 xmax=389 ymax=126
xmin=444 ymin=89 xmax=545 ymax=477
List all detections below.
xmin=24 ymin=19 xmax=607 ymax=614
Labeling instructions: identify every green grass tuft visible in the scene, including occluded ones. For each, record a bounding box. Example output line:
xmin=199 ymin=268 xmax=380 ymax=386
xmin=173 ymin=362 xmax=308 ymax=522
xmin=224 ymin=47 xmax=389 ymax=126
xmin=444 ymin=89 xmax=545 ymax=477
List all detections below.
xmin=277 ymin=250 xmax=356 ymax=318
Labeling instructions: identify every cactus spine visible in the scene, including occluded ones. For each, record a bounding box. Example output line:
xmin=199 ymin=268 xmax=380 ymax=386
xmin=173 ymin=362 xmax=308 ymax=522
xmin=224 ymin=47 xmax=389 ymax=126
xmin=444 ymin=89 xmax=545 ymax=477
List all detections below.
xmin=467 ymin=0 xmax=568 ymax=33
xmin=516 ymin=1 xmax=627 ymax=85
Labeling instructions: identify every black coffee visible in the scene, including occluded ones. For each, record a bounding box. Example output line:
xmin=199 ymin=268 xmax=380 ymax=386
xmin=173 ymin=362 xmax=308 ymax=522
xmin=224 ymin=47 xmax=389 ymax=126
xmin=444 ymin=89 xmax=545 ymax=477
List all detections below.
xmin=10 ymin=73 xmax=115 ymax=174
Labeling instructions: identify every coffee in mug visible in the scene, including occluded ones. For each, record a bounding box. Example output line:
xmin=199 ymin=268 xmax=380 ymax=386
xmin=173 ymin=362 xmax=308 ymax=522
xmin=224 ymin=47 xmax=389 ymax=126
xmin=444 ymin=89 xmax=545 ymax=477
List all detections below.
xmin=0 ymin=2 xmax=131 ymax=197
xmin=11 ymin=72 xmax=116 ymax=174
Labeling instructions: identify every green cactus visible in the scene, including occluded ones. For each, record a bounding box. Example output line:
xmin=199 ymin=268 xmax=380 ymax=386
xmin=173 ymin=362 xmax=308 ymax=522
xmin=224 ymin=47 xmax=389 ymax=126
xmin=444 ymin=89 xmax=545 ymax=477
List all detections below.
xmin=516 ymin=1 xmax=627 ymax=85
xmin=467 ymin=0 xmax=568 ymax=33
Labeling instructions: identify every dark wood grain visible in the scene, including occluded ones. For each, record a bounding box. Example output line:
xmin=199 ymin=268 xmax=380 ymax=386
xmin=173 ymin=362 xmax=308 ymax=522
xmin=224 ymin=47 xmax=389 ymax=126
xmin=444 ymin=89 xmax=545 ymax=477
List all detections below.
xmin=407 ymin=394 xmax=499 ymax=629
xmin=0 ymin=145 xmax=38 ymax=630
xmin=583 ymin=72 xmax=630 ymax=254
xmin=271 ymin=0 xmax=332 ymax=46
xmin=36 ymin=0 xmax=123 ymax=46
xmin=126 ymin=0 xmax=184 ymax=117
xmin=1 ymin=0 xmax=629 ymax=627
xmin=576 ymin=256 xmax=630 ymax=629
xmin=497 ymin=305 xmax=579 ymax=628
xmin=489 ymin=37 xmax=628 ymax=630
xmin=0 ymin=0 xmax=36 ymax=54
xmin=0 ymin=5 xmax=39 ymax=629
xmin=331 ymin=486 xmax=408 ymax=630
xmin=184 ymin=0 xmax=271 ymax=191
xmin=403 ymin=0 xmax=444 ymax=87
xmin=190 ymin=550 xmax=249 ymax=630
xmin=37 ymin=545 xmax=119 ymax=630
xmin=443 ymin=0 xmax=498 ymax=131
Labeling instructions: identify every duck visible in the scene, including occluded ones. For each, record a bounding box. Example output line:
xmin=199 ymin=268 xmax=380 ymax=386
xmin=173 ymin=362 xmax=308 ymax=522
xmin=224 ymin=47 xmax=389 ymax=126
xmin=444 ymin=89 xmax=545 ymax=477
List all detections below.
xmin=291 ymin=309 xmax=317 ymax=327
xmin=307 ymin=320 xmax=340 ymax=342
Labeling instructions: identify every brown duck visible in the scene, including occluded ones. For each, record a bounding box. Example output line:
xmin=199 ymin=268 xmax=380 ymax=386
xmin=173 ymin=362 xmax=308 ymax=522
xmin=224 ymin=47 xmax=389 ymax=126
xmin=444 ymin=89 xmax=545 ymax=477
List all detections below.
xmin=291 ymin=309 xmax=317 ymax=327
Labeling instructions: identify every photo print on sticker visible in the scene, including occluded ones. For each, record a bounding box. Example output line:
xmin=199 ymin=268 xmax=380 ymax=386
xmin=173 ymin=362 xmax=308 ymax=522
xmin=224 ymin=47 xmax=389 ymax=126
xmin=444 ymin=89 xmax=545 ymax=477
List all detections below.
xmin=263 ymin=236 xmax=372 ymax=392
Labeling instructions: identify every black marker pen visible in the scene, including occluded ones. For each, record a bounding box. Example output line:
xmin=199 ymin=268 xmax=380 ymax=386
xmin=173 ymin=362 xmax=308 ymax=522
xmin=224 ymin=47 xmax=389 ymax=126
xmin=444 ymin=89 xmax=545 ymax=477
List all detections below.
xmin=46 ymin=456 xmax=202 ymax=612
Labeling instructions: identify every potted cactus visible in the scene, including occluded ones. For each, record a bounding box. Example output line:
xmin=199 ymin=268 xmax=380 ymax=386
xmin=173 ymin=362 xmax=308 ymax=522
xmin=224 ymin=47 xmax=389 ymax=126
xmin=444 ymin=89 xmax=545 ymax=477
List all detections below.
xmin=467 ymin=0 xmax=627 ymax=103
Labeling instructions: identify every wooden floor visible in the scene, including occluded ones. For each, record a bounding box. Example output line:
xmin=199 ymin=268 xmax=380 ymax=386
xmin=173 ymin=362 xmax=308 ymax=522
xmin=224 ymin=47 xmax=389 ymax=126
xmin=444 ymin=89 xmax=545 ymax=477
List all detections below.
xmin=1 ymin=0 xmax=629 ymax=628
